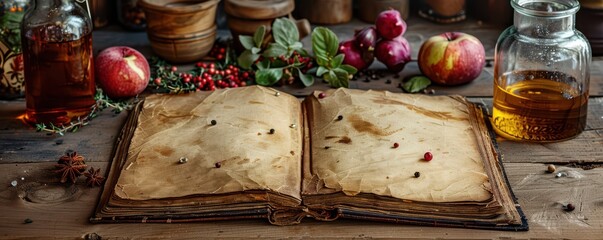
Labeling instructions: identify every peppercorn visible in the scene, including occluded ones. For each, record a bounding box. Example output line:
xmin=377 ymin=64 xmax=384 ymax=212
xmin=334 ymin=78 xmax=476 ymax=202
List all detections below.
xmin=337 ymin=115 xmax=343 ymax=121
xmin=386 ymin=79 xmax=392 ymax=84
xmin=215 ymin=162 xmax=222 ymax=168
xmin=565 ymin=203 xmax=575 ymax=212
xmin=269 ymin=128 xmax=275 ymax=134
xmin=424 ymin=152 xmax=433 ymax=161
xmin=414 ymin=172 xmax=421 ymax=178
xmin=24 ymin=218 xmax=33 ymax=224
xmin=318 ymin=92 xmax=326 ymax=99
xmin=210 ymin=120 xmax=217 ymax=125
xmin=324 ymin=146 xmax=330 ymax=149
xmin=393 ymin=143 xmax=399 ymax=148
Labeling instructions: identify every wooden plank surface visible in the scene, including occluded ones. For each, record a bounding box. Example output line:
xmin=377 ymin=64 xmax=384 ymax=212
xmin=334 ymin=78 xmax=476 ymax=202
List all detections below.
xmin=1 ymin=163 xmax=601 ymax=239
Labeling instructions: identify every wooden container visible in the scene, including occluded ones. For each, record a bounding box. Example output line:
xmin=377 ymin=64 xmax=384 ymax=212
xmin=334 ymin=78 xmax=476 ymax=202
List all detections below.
xmin=224 ymin=0 xmax=310 ymax=51
xmin=357 ymin=0 xmax=409 ymax=23
xmin=139 ymin=0 xmax=220 ymax=38
xmin=149 ymin=25 xmax=217 ymax=63
xmin=295 ymin=0 xmax=352 ymax=25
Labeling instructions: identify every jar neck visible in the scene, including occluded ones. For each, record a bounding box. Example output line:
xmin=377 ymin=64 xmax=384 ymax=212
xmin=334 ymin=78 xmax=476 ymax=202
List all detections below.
xmin=512 ymin=0 xmax=580 ymax=39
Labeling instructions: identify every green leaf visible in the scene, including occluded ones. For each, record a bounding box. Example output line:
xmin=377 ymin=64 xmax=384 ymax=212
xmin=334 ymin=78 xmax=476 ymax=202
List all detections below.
xmin=251 ymin=47 xmax=262 ymax=54
xmin=332 ymin=68 xmax=350 ymax=88
xmin=290 ymin=42 xmax=303 ymax=51
xmin=312 ymin=27 xmax=339 ymax=62
xmin=296 ymin=68 xmax=314 ymax=87
xmin=256 ymin=59 xmax=270 ymax=70
xmin=272 ymin=18 xmax=299 ymax=46
xmin=403 ymin=76 xmax=432 ymax=93
xmin=256 ymin=68 xmax=284 ymax=86
xmin=263 ymin=43 xmax=288 ymax=58
xmin=332 ymin=54 xmax=344 ymax=68
xmin=315 ymin=55 xmax=330 ymax=67
xmin=237 ymin=50 xmax=260 ymax=70
xmin=317 ymin=66 xmax=329 ymax=77
xmin=239 ymin=35 xmax=255 ymax=50
xmin=339 ymin=64 xmax=358 ymax=75
xmin=253 ymin=25 xmax=266 ymax=48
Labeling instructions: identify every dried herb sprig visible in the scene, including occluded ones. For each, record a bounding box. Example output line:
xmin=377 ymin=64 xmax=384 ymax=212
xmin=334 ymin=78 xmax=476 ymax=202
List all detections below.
xmin=35 ymin=88 xmax=138 ymax=136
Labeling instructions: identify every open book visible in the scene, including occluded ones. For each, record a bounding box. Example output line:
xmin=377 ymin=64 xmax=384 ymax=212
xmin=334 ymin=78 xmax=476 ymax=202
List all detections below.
xmin=91 ymin=86 xmax=527 ymax=230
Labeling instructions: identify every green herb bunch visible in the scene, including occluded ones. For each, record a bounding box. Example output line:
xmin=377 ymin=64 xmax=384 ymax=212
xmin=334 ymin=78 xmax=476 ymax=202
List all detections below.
xmin=237 ymin=18 xmax=357 ymax=88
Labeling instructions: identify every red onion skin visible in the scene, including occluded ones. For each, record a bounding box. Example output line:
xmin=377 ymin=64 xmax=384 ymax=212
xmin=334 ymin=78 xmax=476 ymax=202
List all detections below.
xmin=355 ymin=26 xmax=378 ymax=51
xmin=375 ymin=10 xmax=406 ymax=40
xmin=375 ymin=36 xmax=411 ymax=73
xmin=339 ymin=40 xmax=374 ymax=71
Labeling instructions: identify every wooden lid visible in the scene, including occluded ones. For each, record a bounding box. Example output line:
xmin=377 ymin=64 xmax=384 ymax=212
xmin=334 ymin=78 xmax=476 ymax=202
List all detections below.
xmin=224 ymin=0 xmax=294 ymax=19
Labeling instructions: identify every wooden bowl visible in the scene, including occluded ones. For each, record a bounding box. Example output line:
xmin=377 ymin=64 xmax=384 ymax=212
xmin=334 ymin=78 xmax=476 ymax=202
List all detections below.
xmin=295 ymin=0 xmax=352 ymax=25
xmin=139 ymin=0 xmax=220 ymax=39
xmin=148 ymin=25 xmax=217 ymax=63
xmin=224 ymin=0 xmax=294 ymax=19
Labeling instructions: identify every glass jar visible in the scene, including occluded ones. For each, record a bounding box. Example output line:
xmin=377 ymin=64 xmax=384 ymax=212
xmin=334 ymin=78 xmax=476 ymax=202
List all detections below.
xmin=0 ymin=0 xmax=29 ymax=99
xmin=492 ymin=0 xmax=591 ymax=142
xmin=21 ymin=0 xmax=96 ymax=125
xmin=117 ymin=0 xmax=146 ymax=31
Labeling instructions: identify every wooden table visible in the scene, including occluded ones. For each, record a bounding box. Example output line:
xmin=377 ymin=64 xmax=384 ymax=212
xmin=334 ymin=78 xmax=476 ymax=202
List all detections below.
xmin=1 ymin=17 xmax=603 ymax=239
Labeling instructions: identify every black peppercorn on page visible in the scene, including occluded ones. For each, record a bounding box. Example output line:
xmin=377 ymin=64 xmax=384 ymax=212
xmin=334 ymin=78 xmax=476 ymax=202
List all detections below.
xmin=91 ymin=86 xmax=527 ymax=230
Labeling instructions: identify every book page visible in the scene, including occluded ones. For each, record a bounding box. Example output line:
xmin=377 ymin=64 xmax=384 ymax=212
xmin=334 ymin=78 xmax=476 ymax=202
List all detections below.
xmin=114 ymin=86 xmax=303 ymax=200
xmin=306 ymin=88 xmax=491 ymax=202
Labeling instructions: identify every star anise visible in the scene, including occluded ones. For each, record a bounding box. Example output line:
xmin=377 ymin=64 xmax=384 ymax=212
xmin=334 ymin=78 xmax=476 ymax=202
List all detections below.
xmin=83 ymin=167 xmax=105 ymax=187
xmin=54 ymin=151 xmax=87 ymax=184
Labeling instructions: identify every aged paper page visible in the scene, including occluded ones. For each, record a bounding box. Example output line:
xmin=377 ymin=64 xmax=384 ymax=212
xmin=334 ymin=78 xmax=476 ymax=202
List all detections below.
xmin=115 ymin=86 xmax=302 ymax=200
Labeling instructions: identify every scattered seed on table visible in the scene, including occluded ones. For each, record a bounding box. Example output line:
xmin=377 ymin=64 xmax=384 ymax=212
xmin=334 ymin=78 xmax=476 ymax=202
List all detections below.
xmin=210 ymin=120 xmax=217 ymax=125
xmin=565 ymin=203 xmax=575 ymax=211
xmin=546 ymin=164 xmax=556 ymax=173
xmin=269 ymin=128 xmax=275 ymax=134
xmin=24 ymin=218 xmax=33 ymax=224
xmin=414 ymin=172 xmax=421 ymax=178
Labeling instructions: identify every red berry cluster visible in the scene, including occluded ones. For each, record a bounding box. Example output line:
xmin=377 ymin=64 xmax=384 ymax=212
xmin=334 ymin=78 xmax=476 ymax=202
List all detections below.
xmin=150 ymin=60 xmax=254 ymax=93
xmin=208 ymin=43 xmax=227 ymax=61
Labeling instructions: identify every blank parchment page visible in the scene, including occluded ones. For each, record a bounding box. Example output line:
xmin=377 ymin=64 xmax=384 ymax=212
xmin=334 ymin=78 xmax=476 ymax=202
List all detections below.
xmin=115 ymin=86 xmax=302 ymax=200
xmin=307 ymin=88 xmax=491 ymax=203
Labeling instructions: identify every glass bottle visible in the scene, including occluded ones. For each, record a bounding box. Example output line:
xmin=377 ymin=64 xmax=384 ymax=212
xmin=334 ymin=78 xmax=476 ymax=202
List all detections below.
xmin=492 ymin=0 xmax=591 ymax=142
xmin=21 ymin=0 xmax=96 ymax=125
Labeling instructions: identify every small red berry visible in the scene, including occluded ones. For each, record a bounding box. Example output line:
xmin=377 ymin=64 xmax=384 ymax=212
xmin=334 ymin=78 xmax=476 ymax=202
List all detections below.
xmin=318 ymin=92 xmax=326 ymax=99
xmin=171 ymin=66 xmax=177 ymax=72
xmin=393 ymin=143 xmax=399 ymax=148
xmin=208 ymin=68 xmax=215 ymax=75
xmin=153 ymin=77 xmax=162 ymax=85
xmin=196 ymin=62 xmax=203 ymax=68
xmin=209 ymin=63 xmax=215 ymax=69
xmin=217 ymin=54 xmax=224 ymax=60
xmin=225 ymin=69 xmax=232 ymax=75
xmin=424 ymin=152 xmax=433 ymax=161
xmin=242 ymin=72 xmax=250 ymax=79
xmin=183 ymin=77 xmax=191 ymax=83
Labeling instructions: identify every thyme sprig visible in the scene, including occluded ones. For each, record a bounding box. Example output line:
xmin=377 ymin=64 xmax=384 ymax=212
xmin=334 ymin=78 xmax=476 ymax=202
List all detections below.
xmin=35 ymin=88 xmax=138 ymax=136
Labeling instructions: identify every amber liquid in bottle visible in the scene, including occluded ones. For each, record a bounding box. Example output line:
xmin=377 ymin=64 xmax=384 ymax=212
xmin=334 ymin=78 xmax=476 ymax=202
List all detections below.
xmin=492 ymin=70 xmax=588 ymax=142
xmin=22 ymin=30 xmax=95 ymax=125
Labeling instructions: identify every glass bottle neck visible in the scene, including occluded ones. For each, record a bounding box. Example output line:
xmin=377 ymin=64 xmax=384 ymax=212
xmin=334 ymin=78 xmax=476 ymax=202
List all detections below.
xmin=512 ymin=0 xmax=579 ymax=39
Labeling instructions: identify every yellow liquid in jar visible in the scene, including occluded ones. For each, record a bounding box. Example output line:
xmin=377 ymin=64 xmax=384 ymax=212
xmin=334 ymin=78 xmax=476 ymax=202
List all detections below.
xmin=492 ymin=70 xmax=588 ymax=142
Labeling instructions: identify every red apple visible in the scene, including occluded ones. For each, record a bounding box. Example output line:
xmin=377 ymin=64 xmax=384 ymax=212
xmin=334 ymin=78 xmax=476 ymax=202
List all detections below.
xmin=418 ymin=32 xmax=485 ymax=85
xmin=95 ymin=46 xmax=150 ymax=99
